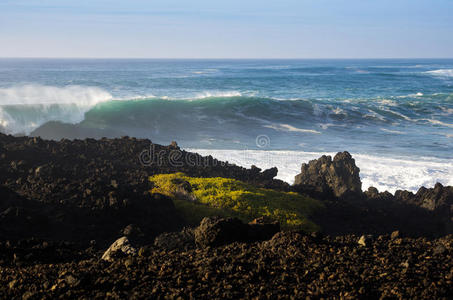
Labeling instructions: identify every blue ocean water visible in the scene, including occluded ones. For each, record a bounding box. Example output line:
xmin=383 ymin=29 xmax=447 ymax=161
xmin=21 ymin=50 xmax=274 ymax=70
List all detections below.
xmin=0 ymin=59 xmax=452 ymax=191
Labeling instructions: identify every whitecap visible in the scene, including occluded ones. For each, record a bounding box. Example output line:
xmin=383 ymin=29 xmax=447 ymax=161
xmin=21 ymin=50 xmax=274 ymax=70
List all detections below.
xmin=423 ymin=119 xmax=453 ymax=128
xmin=264 ymin=123 xmax=321 ymax=134
xmin=425 ymin=69 xmax=453 ymax=77
xmin=0 ymin=84 xmax=112 ymax=134
xmin=379 ymin=99 xmax=398 ymax=106
xmin=380 ymin=128 xmax=405 ymax=134
xmin=193 ymin=91 xmax=242 ymax=99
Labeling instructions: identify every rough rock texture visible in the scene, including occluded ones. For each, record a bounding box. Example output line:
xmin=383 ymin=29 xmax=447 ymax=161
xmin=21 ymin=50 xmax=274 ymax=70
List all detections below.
xmin=154 ymin=227 xmax=195 ymax=251
xmin=101 ymin=237 xmax=137 ymax=261
xmin=193 ymin=217 xmax=281 ymax=248
xmin=1 ymin=134 xmax=453 ymax=298
xmin=395 ymin=183 xmax=453 ymax=212
xmin=194 ymin=217 xmax=249 ymax=247
xmin=0 ymin=133 xmax=286 ymax=245
xmin=294 ymin=151 xmax=362 ymax=198
xmin=292 ymin=152 xmax=453 ymax=237
xmin=0 ymin=233 xmax=451 ymax=299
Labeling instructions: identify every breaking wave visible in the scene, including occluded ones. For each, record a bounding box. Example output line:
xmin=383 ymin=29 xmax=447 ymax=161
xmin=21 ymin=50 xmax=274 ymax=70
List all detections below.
xmin=426 ymin=69 xmax=453 ymax=77
xmin=0 ymin=85 xmax=112 ymax=134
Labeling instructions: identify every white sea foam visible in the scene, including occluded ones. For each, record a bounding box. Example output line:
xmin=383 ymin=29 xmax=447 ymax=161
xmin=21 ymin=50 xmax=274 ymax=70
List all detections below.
xmin=363 ymin=110 xmax=386 ymax=121
xmin=426 ymin=69 xmax=453 ymax=77
xmin=193 ymin=91 xmax=242 ymax=99
xmin=330 ymin=107 xmax=346 ymax=115
xmin=0 ymin=84 xmax=112 ymax=105
xmin=264 ymin=123 xmax=321 ymax=134
xmin=379 ymin=99 xmax=398 ymax=106
xmin=396 ymin=93 xmax=424 ymax=99
xmin=423 ymin=119 xmax=453 ymax=128
xmin=0 ymin=85 xmax=112 ymax=134
xmin=380 ymin=108 xmax=413 ymax=121
xmin=380 ymin=128 xmax=405 ymax=134
xmin=187 ymin=149 xmax=453 ymax=194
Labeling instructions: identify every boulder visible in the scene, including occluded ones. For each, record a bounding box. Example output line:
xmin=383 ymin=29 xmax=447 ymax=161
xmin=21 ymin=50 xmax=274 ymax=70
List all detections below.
xmin=101 ymin=237 xmax=137 ymax=261
xmin=194 ymin=217 xmax=248 ymax=248
xmin=294 ymin=151 xmax=362 ymax=198
xmin=154 ymin=227 xmax=195 ymax=250
xmin=194 ymin=217 xmax=281 ymax=248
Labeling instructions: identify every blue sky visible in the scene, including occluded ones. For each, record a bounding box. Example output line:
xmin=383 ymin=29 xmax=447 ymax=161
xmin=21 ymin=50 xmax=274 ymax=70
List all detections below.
xmin=0 ymin=0 xmax=452 ymax=58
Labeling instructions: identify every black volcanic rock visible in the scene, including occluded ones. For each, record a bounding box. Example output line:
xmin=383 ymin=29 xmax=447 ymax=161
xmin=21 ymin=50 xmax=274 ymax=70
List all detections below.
xmin=1 ymin=233 xmax=452 ymax=299
xmin=194 ymin=217 xmax=248 ymax=247
xmin=294 ymin=151 xmax=362 ymax=198
xmin=0 ymin=132 xmax=291 ymax=245
xmin=194 ymin=217 xmax=280 ymax=248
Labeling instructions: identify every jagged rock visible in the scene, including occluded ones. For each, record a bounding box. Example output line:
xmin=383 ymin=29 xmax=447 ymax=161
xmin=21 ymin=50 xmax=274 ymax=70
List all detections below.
xmin=261 ymin=167 xmax=278 ymax=180
xmin=101 ymin=237 xmax=137 ymax=261
xmin=194 ymin=217 xmax=248 ymax=247
xmin=358 ymin=235 xmax=372 ymax=247
xmin=294 ymin=151 xmax=362 ymax=198
xmin=365 ymin=186 xmax=379 ymax=198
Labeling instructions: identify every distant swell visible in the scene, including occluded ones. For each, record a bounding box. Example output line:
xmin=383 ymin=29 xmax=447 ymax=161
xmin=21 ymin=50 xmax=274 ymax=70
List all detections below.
xmin=1 ymin=88 xmax=452 ymax=158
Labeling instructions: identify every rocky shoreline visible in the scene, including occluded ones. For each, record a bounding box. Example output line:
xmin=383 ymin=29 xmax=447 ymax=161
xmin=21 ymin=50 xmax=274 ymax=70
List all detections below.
xmin=0 ymin=133 xmax=452 ymax=299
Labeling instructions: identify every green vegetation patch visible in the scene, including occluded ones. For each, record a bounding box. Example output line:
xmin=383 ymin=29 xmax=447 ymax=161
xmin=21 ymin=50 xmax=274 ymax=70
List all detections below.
xmin=149 ymin=173 xmax=324 ymax=231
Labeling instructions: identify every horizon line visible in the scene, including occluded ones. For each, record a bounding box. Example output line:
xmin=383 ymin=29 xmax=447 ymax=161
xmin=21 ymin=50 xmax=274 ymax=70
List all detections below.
xmin=1 ymin=57 xmax=453 ymax=60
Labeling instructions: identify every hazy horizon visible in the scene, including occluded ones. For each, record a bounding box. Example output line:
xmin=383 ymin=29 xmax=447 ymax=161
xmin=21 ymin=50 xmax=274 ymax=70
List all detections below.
xmin=1 ymin=0 xmax=452 ymax=59
xmin=1 ymin=57 xmax=453 ymax=60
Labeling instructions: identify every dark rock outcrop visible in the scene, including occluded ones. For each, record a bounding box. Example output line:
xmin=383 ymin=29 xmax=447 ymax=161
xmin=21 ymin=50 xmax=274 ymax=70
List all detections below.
xmin=194 ymin=217 xmax=280 ymax=248
xmin=0 ymin=132 xmax=290 ymax=245
xmin=194 ymin=217 xmax=249 ymax=247
xmin=294 ymin=151 xmax=362 ymax=198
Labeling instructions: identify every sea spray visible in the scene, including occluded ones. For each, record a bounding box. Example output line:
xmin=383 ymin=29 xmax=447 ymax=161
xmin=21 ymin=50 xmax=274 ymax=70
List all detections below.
xmin=0 ymin=85 xmax=112 ymax=134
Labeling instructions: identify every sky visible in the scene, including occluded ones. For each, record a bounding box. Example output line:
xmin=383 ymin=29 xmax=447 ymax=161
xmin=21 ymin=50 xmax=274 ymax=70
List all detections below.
xmin=0 ymin=0 xmax=452 ymax=58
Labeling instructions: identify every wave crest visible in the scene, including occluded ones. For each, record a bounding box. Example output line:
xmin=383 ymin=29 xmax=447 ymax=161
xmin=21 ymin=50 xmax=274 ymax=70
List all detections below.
xmin=0 ymin=85 xmax=112 ymax=134
xmin=426 ymin=69 xmax=453 ymax=77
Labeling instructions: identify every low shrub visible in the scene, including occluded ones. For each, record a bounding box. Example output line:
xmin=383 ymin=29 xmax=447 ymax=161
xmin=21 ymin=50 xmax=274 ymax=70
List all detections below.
xmin=150 ymin=173 xmax=323 ymax=231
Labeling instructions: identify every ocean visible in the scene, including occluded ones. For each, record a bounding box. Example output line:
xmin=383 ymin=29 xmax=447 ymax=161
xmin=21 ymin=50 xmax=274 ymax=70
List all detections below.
xmin=0 ymin=58 xmax=452 ymax=192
